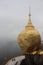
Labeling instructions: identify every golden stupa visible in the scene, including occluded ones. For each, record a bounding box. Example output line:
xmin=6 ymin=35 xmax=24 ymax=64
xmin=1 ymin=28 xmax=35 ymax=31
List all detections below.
xmin=17 ymin=9 xmax=41 ymax=54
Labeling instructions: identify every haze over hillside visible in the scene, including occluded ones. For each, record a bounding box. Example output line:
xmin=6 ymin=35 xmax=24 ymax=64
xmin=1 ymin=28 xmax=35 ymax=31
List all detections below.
xmin=0 ymin=38 xmax=22 ymax=65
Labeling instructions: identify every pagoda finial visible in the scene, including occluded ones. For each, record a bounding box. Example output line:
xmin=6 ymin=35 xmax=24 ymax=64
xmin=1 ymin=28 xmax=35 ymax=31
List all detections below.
xmin=27 ymin=7 xmax=34 ymax=27
xmin=29 ymin=7 xmax=31 ymax=21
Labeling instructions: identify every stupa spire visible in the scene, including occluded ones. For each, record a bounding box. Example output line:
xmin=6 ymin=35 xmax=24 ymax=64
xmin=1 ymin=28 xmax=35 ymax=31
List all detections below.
xmin=26 ymin=7 xmax=34 ymax=28
xmin=29 ymin=7 xmax=31 ymax=21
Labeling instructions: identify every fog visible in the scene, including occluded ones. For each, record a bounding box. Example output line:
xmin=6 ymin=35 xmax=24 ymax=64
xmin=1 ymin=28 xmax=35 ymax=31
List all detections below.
xmin=0 ymin=39 xmax=22 ymax=65
xmin=0 ymin=0 xmax=43 ymax=65
xmin=0 ymin=0 xmax=43 ymax=40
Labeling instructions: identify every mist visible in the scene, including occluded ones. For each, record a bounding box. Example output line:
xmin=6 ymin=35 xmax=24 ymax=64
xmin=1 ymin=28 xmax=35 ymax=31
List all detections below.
xmin=0 ymin=0 xmax=43 ymax=65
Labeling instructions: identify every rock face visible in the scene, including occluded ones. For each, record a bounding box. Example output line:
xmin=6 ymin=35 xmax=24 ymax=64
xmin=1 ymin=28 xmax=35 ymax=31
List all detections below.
xmin=4 ymin=54 xmax=43 ymax=65
xmin=3 ymin=44 xmax=43 ymax=65
xmin=20 ymin=44 xmax=43 ymax=65
xmin=4 ymin=44 xmax=43 ymax=65
xmin=20 ymin=55 xmax=43 ymax=65
xmin=3 ymin=54 xmax=43 ymax=65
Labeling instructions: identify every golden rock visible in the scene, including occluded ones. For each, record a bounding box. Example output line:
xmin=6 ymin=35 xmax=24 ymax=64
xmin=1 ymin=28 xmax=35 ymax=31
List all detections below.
xmin=17 ymin=9 xmax=41 ymax=54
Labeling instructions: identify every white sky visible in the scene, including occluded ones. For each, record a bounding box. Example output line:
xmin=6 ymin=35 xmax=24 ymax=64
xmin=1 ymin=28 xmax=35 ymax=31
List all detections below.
xmin=0 ymin=0 xmax=43 ymax=40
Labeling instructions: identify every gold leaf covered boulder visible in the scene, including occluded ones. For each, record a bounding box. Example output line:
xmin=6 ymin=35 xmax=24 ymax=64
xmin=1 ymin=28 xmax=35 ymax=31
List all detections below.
xmin=17 ymin=10 xmax=41 ymax=54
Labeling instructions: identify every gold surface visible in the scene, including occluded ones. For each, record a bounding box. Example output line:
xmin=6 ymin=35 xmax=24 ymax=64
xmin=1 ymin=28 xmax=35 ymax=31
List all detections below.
xmin=17 ymin=9 xmax=41 ymax=54
xmin=28 ymin=50 xmax=43 ymax=55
